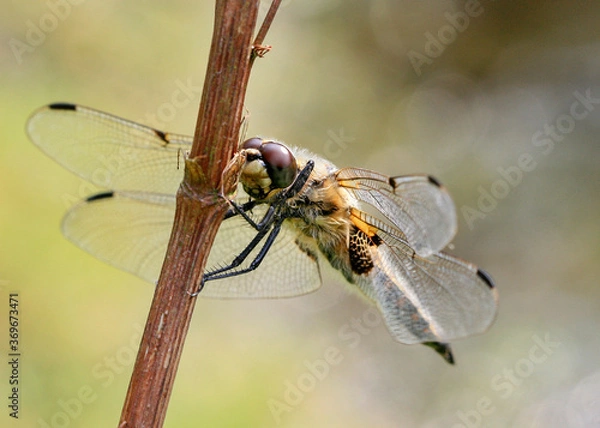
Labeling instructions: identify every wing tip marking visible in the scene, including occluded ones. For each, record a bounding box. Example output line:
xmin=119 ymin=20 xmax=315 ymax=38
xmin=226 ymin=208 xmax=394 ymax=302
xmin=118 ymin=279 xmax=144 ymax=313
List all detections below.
xmin=49 ymin=102 xmax=77 ymax=111
xmin=427 ymin=175 xmax=443 ymax=188
xmin=86 ymin=191 xmax=115 ymax=202
xmin=154 ymin=129 xmax=169 ymax=144
xmin=476 ymin=268 xmax=495 ymax=289
xmin=424 ymin=341 xmax=455 ymax=365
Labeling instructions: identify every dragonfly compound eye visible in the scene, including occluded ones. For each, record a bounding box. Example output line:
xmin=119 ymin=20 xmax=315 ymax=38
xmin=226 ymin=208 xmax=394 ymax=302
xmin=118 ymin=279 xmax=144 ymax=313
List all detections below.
xmin=259 ymin=142 xmax=298 ymax=189
xmin=242 ymin=137 xmax=263 ymax=150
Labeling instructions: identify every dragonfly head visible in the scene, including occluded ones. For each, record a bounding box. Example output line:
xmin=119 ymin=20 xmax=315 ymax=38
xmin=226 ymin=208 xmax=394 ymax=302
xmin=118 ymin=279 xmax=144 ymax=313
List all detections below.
xmin=239 ymin=138 xmax=298 ymax=200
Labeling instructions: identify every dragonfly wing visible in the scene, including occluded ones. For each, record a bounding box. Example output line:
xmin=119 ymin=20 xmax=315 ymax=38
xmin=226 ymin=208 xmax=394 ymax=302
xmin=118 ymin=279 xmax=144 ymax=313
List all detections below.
xmin=336 ymin=168 xmax=457 ymax=256
xmin=202 ymin=205 xmax=323 ymax=298
xmin=350 ymin=211 xmax=497 ymax=344
xmin=27 ymin=103 xmax=190 ymax=195
xmin=62 ymin=191 xmax=322 ymax=298
xmin=61 ymin=191 xmax=176 ymax=283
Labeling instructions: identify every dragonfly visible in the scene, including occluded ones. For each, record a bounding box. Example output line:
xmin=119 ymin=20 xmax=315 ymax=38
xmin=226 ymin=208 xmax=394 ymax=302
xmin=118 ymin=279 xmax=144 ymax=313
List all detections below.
xmin=27 ymin=103 xmax=498 ymax=364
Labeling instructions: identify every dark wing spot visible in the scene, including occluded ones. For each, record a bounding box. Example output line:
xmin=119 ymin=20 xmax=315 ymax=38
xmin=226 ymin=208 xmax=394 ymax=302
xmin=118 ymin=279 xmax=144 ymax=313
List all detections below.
xmin=295 ymin=239 xmax=319 ymax=263
xmin=423 ymin=342 xmax=455 ymax=365
xmin=49 ymin=103 xmax=77 ymax=111
xmin=349 ymin=227 xmax=375 ymax=275
xmin=86 ymin=191 xmax=115 ymax=202
xmin=371 ymin=233 xmax=383 ymax=246
xmin=154 ymin=129 xmax=169 ymax=144
xmin=476 ymin=269 xmax=495 ymax=289
xmin=427 ymin=175 xmax=443 ymax=187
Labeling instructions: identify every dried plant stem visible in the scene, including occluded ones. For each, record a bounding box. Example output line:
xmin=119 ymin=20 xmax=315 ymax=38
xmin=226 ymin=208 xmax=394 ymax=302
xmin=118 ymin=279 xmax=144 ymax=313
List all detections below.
xmin=118 ymin=1 xmax=280 ymax=426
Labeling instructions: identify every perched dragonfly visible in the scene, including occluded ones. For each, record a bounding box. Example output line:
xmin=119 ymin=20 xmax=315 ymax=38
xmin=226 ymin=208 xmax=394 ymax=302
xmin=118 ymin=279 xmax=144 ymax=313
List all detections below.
xmin=27 ymin=103 xmax=497 ymax=364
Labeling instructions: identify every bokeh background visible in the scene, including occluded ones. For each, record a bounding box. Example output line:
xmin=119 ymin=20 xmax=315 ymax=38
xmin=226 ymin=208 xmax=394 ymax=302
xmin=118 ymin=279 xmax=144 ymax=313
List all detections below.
xmin=2 ymin=1 xmax=599 ymax=427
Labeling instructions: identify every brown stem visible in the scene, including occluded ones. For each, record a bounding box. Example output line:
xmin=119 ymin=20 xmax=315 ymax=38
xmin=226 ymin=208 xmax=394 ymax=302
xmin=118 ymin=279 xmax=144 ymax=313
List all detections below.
xmin=254 ymin=0 xmax=282 ymax=47
xmin=250 ymin=0 xmax=282 ymax=63
xmin=118 ymin=1 xmax=266 ymax=426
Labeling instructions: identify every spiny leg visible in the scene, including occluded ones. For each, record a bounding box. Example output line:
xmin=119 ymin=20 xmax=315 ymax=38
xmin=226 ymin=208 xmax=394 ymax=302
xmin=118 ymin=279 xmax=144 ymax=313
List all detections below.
xmin=193 ymin=160 xmax=316 ymax=296
xmin=203 ymin=205 xmax=276 ymax=280
xmin=204 ymin=217 xmax=285 ymax=282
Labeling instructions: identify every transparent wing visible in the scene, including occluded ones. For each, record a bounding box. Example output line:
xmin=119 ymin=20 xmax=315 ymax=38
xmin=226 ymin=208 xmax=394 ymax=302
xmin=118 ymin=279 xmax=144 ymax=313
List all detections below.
xmin=351 ymin=211 xmax=497 ymax=344
xmin=61 ymin=191 xmax=177 ymax=282
xmin=336 ymin=168 xmax=457 ymax=257
xmin=202 ymin=206 xmax=322 ymax=299
xmin=62 ymin=191 xmax=322 ymax=298
xmin=27 ymin=103 xmax=190 ymax=195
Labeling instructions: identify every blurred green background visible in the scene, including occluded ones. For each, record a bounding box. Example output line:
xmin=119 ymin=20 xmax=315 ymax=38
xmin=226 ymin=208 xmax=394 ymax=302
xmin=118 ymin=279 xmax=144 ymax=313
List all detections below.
xmin=2 ymin=1 xmax=599 ymax=427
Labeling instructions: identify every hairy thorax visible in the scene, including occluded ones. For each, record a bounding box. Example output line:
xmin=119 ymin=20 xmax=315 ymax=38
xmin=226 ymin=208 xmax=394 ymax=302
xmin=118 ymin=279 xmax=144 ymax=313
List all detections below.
xmin=285 ymin=172 xmax=355 ymax=279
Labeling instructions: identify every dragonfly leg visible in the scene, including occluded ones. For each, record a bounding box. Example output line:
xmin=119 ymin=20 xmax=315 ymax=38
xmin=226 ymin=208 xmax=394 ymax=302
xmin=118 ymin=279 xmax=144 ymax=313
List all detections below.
xmin=190 ymin=217 xmax=284 ymax=297
xmin=273 ymin=160 xmax=314 ymax=203
xmin=221 ymin=160 xmax=314 ymax=229
xmin=191 ymin=160 xmax=315 ymax=296
xmin=202 ymin=206 xmax=277 ymax=281
xmin=224 ymin=200 xmax=260 ymax=230
xmin=204 ymin=217 xmax=284 ymax=282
